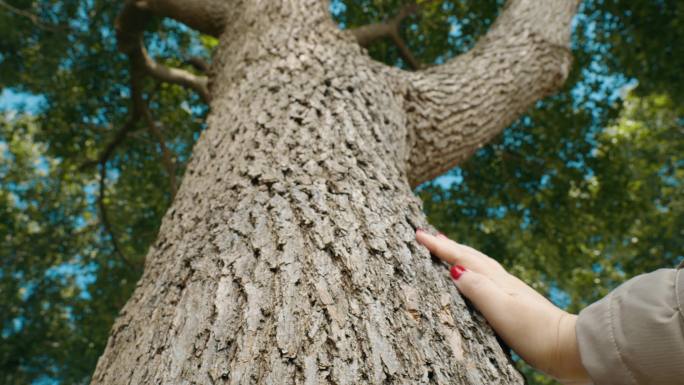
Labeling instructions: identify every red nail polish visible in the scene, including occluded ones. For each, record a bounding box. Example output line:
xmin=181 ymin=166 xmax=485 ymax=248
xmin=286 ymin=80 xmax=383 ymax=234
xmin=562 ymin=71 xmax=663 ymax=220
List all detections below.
xmin=450 ymin=265 xmax=466 ymax=280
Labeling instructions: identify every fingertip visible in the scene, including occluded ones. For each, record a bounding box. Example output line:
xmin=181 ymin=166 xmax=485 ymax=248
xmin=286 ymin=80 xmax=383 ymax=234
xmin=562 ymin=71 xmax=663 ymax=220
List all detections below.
xmin=415 ymin=228 xmax=433 ymax=244
xmin=450 ymin=265 xmax=466 ymax=280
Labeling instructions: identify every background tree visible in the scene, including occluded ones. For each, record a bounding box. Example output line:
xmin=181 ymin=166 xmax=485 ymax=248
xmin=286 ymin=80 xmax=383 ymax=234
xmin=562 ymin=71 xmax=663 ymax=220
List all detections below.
xmin=0 ymin=0 xmax=682 ymax=384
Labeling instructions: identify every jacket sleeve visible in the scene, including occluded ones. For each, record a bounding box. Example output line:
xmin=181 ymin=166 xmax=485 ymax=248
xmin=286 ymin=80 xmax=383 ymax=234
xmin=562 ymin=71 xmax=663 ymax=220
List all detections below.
xmin=576 ymin=267 xmax=684 ymax=385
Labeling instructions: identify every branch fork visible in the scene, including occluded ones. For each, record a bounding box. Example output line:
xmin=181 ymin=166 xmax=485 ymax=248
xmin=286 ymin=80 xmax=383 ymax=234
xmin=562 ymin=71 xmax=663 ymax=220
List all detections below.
xmin=351 ymin=3 xmax=422 ymax=70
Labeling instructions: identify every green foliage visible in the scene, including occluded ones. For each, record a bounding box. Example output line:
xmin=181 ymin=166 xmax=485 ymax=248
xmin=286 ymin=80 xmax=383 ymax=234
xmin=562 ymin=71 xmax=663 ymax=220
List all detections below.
xmin=596 ymin=0 xmax=684 ymax=103
xmin=1 ymin=1 xmax=208 ymax=383
xmin=1 ymin=116 xmax=101 ymax=384
xmin=0 ymin=0 xmax=682 ymax=384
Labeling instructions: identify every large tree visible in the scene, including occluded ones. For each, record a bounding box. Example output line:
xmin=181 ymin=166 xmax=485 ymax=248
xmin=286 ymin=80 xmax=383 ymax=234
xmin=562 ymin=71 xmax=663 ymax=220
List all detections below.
xmin=3 ymin=0 xmax=684 ymax=384
xmin=80 ymin=0 xmax=580 ymax=383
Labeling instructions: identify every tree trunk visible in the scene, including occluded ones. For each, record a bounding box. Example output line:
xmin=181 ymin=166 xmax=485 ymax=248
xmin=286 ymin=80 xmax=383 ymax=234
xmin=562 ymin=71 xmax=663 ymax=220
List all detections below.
xmin=92 ymin=1 xmax=578 ymax=384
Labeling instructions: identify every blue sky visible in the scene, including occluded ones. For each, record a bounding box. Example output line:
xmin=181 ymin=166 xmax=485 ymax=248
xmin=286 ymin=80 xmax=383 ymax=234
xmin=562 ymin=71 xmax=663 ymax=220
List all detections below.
xmin=0 ymin=88 xmax=46 ymax=114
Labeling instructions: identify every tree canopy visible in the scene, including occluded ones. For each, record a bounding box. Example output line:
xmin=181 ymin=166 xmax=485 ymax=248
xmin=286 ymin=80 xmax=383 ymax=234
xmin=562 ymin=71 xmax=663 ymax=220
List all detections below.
xmin=1 ymin=1 xmax=682 ymax=384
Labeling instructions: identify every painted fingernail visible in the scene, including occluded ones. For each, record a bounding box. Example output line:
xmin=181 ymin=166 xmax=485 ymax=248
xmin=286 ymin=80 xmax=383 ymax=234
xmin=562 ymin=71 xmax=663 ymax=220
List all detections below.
xmin=450 ymin=265 xmax=466 ymax=280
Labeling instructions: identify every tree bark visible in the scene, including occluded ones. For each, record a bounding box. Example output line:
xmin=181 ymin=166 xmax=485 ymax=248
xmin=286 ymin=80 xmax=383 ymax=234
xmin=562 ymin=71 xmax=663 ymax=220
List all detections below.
xmin=404 ymin=0 xmax=580 ymax=186
xmin=92 ymin=1 xmax=578 ymax=384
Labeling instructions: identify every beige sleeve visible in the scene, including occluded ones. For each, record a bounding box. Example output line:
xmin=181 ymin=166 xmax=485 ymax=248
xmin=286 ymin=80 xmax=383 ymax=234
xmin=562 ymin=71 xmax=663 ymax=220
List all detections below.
xmin=576 ymin=268 xmax=684 ymax=385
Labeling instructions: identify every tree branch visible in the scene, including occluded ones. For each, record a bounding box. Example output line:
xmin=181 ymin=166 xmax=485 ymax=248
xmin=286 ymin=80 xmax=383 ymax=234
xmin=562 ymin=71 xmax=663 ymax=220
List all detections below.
xmin=130 ymin=0 xmax=228 ymax=37
xmin=116 ymin=2 xmax=211 ymax=102
xmin=82 ymin=72 xmax=143 ymax=267
xmin=350 ymin=3 xmax=421 ymax=70
xmin=351 ymin=4 xmax=417 ymax=46
xmin=98 ymin=162 xmax=135 ymax=268
xmin=404 ymin=0 xmax=580 ymax=187
xmin=0 ymin=0 xmax=66 ymax=32
xmin=137 ymin=44 xmax=210 ymax=102
xmin=81 ymin=71 xmax=145 ymax=170
xmin=142 ymin=103 xmax=178 ymax=198
xmin=389 ymin=28 xmax=421 ymax=71
xmin=185 ymin=56 xmax=210 ymax=73
xmin=86 ymin=0 xmax=221 ymax=267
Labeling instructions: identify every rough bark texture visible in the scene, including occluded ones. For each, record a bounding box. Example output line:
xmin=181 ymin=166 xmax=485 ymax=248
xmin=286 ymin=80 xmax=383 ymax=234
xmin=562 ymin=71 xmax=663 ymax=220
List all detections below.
xmin=92 ymin=1 xmax=578 ymax=384
xmin=405 ymin=0 xmax=579 ymax=187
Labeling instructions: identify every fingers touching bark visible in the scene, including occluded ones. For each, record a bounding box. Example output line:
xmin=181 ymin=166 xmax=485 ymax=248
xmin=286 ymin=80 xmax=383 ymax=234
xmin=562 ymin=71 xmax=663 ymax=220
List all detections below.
xmin=403 ymin=0 xmax=580 ymax=187
xmin=417 ymin=230 xmax=556 ymax=307
xmin=417 ymin=230 xmax=590 ymax=383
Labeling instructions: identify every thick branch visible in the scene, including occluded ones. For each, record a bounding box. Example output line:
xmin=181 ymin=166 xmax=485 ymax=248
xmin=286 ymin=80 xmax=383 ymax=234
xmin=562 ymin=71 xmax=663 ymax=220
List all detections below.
xmin=351 ymin=4 xmax=421 ymax=70
xmin=404 ymin=0 xmax=580 ymax=187
xmin=131 ymin=0 xmax=228 ymax=37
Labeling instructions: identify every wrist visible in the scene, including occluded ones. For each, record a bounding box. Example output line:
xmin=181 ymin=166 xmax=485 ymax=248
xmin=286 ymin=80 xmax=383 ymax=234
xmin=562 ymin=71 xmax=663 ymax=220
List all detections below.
xmin=555 ymin=313 xmax=590 ymax=384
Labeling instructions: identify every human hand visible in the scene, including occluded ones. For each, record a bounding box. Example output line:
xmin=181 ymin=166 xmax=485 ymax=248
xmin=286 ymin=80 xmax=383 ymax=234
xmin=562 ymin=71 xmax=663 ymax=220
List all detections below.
xmin=416 ymin=230 xmax=590 ymax=384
